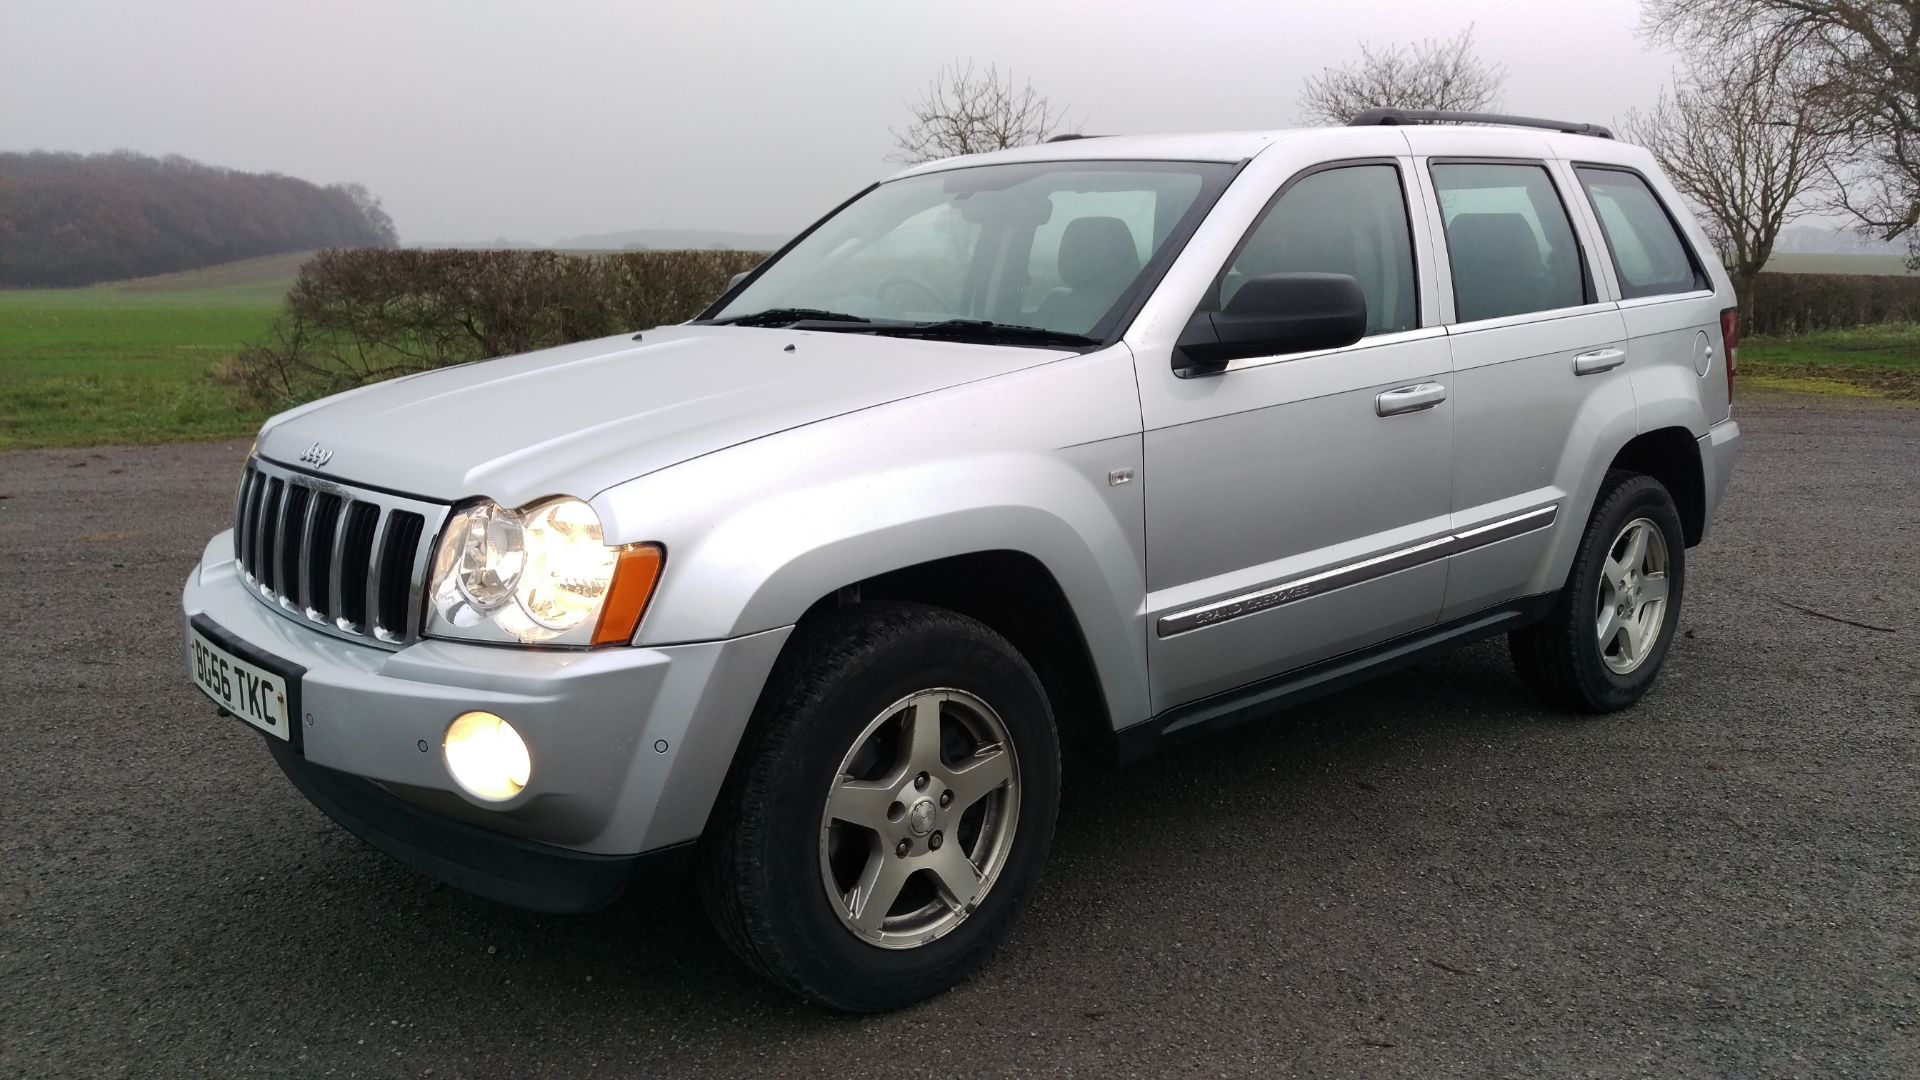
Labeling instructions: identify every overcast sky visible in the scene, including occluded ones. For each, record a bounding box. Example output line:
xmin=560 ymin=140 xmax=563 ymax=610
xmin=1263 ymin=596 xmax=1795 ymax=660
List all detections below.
xmin=1 ymin=0 xmax=1680 ymax=244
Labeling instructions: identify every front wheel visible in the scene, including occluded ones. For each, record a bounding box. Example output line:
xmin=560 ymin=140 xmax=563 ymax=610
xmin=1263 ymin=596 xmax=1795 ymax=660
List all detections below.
xmin=699 ymin=602 xmax=1060 ymax=1012
xmin=1510 ymin=471 xmax=1688 ymax=712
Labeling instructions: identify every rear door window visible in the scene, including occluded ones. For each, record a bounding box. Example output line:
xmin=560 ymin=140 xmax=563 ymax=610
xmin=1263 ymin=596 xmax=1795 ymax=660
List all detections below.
xmin=1575 ymin=167 xmax=1710 ymax=299
xmin=1431 ymin=162 xmax=1590 ymax=323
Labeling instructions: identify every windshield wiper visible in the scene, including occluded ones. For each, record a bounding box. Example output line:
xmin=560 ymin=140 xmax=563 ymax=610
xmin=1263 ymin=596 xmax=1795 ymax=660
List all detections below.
xmin=869 ymin=319 xmax=1100 ymax=347
xmin=703 ymin=307 xmax=872 ymax=328
xmin=703 ymin=311 xmax=1098 ymax=346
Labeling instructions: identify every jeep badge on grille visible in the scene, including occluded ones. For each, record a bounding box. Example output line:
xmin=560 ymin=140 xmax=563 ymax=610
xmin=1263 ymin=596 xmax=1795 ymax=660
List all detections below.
xmin=298 ymin=442 xmax=332 ymax=467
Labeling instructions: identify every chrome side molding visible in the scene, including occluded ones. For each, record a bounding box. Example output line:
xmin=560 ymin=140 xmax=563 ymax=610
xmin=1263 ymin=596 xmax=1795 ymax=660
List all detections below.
xmin=1157 ymin=505 xmax=1558 ymax=637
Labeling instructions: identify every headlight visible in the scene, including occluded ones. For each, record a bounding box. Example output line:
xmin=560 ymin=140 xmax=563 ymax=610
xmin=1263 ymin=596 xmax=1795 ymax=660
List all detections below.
xmin=426 ymin=496 xmax=663 ymax=646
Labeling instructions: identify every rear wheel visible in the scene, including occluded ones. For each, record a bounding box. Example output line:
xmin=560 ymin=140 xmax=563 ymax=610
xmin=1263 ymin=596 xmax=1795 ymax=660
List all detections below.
xmin=699 ymin=602 xmax=1060 ymax=1012
xmin=1510 ymin=471 xmax=1687 ymax=712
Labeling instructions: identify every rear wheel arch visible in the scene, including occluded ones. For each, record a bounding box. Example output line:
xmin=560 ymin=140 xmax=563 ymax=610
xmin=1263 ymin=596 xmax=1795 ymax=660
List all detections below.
xmin=1606 ymin=426 xmax=1705 ymax=546
xmin=1511 ymin=470 xmax=1688 ymax=711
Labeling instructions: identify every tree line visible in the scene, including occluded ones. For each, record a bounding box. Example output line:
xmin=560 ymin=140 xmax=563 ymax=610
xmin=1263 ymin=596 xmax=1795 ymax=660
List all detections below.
xmin=0 ymin=151 xmax=396 ymax=287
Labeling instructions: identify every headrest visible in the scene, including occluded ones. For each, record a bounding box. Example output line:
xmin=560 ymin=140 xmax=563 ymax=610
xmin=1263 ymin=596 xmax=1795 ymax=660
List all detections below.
xmin=1057 ymin=216 xmax=1141 ymax=289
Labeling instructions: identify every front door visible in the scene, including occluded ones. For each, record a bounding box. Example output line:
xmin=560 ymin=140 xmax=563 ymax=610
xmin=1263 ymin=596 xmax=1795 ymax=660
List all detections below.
xmin=1136 ymin=156 xmax=1455 ymax=713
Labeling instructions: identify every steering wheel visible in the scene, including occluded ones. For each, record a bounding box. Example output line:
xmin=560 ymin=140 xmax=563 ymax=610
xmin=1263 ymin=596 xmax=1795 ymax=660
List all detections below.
xmin=872 ymin=273 xmax=955 ymax=315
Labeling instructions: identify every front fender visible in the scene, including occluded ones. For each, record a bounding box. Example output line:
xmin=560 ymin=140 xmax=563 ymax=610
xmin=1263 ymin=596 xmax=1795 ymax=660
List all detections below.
xmin=593 ymin=349 xmax=1152 ymax=730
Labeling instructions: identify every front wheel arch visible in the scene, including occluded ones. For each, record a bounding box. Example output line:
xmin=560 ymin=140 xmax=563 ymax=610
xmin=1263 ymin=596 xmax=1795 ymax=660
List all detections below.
xmin=793 ymin=550 xmax=1114 ymax=760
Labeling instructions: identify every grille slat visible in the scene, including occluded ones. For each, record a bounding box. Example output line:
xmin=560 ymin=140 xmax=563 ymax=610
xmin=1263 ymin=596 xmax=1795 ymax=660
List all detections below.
xmin=244 ymin=471 xmax=266 ymax=577
xmin=233 ymin=468 xmax=258 ymax=570
xmin=304 ymin=493 xmax=344 ymax=620
xmin=324 ymin=499 xmax=356 ymax=626
xmin=363 ymin=509 xmax=392 ymax=640
xmin=244 ymin=470 xmax=265 ymax=574
xmin=278 ymin=485 xmax=312 ymax=609
xmin=230 ymin=459 xmax=447 ymax=648
xmin=338 ymin=502 xmax=380 ymax=632
xmin=258 ymin=479 xmax=285 ymax=595
xmin=375 ymin=511 xmax=426 ymax=639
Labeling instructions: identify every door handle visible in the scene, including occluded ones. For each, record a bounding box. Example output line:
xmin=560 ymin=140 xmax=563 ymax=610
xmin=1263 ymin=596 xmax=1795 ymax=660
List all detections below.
xmin=1375 ymin=382 xmax=1448 ymax=416
xmin=1573 ymin=347 xmax=1627 ymax=375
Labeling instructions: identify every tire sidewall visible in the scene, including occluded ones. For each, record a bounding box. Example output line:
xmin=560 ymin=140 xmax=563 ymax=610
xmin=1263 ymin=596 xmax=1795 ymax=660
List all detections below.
xmin=746 ymin=613 xmax=1060 ymax=1008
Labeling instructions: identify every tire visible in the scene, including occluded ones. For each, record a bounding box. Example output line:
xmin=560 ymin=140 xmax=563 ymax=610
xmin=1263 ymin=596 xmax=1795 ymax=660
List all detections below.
xmin=698 ymin=601 xmax=1061 ymax=1012
xmin=1509 ymin=470 xmax=1688 ymax=713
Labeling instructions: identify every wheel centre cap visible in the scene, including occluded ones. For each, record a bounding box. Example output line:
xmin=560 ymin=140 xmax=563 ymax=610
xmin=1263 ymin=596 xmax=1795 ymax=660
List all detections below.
xmin=906 ymin=797 xmax=938 ymax=837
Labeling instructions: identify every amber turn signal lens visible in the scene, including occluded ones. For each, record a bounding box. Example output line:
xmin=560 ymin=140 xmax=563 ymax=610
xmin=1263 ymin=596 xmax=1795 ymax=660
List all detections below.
xmin=591 ymin=543 xmax=664 ymax=646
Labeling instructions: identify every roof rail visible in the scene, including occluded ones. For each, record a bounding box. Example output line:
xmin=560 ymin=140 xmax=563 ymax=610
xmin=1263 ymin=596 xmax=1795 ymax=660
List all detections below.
xmin=1347 ymin=108 xmax=1614 ymax=140
xmin=1044 ymin=133 xmax=1102 ymax=143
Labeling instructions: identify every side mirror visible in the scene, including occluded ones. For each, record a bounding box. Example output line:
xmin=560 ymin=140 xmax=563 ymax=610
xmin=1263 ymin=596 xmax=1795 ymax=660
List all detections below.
xmin=726 ymin=270 xmax=751 ymax=291
xmin=1175 ymin=272 xmax=1368 ymax=373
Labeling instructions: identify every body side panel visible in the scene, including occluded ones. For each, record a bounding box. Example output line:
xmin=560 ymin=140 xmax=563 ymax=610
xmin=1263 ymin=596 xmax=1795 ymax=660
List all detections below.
xmin=1619 ymin=293 xmax=1723 ymax=438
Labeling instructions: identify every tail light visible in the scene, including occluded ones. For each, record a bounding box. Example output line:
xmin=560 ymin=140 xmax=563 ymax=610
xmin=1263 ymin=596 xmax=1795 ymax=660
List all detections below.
xmin=1719 ymin=307 xmax=1739 ymax=405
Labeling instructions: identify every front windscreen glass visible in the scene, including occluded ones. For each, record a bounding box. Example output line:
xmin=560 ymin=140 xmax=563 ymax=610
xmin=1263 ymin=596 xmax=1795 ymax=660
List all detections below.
xmin=706 ymin=160 xmax=1235 ymax=342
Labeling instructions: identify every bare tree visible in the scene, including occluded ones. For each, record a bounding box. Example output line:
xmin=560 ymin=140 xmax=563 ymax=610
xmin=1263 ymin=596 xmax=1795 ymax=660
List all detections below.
xmin=1644 ymin=0 xmax=1920 ymax=261
xmin=890 ymin=63 xmax=1070 ymax=164
xmin=1618 ymin=40 xmax=1836 ymax=312
xmin=1297 ymin=26 xmax=1505 ymax=125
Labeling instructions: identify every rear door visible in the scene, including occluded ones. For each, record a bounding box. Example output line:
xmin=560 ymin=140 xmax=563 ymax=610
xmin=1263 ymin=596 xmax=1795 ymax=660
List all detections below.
xmin=1414 ymin=156 xmax=1635 ymax=618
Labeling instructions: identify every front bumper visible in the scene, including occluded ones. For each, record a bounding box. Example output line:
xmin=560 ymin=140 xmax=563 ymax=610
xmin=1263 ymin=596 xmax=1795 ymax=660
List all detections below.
xmin=182 ymin=531 xmax=791 ymax=902
xmin=266 ymin=737 xmax=687 ymax=912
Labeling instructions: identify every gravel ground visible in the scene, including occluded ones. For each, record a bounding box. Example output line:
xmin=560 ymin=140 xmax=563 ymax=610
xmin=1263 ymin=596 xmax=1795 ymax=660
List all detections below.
xmin=1 ymin=397 xmax=1915 ymax=1078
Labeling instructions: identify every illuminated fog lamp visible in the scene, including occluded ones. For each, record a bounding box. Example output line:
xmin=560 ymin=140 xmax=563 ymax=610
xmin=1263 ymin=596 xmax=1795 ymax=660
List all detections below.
xmin=443 ymin=711 xmax=532 ymax=801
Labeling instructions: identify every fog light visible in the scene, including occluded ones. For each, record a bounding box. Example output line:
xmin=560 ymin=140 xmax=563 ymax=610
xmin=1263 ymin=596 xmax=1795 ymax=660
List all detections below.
xmin=443 ymin=711 xmax=531 ymax=801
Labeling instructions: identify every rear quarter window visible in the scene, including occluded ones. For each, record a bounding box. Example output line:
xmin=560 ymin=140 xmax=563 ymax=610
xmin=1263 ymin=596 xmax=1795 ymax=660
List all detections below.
xmin=1575 ymin=167 xmax=1710 ymax=299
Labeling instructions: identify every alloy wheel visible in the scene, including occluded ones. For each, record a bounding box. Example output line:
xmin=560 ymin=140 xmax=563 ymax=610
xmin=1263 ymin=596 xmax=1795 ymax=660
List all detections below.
xmin=1595 ymin=516 xmax=1670 ymax=675
xmin=818 ymin=688 xmax=1020 ymax=949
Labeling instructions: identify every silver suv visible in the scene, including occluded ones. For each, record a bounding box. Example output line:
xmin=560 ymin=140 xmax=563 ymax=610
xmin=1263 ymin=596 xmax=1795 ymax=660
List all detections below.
xmin=183 ymin=110 xmax=1741 ymax=1011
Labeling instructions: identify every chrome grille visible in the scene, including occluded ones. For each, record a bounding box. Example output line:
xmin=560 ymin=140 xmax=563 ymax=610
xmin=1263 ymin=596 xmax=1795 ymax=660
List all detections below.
xmin=232 ymin=456 xmax=450 ymax=647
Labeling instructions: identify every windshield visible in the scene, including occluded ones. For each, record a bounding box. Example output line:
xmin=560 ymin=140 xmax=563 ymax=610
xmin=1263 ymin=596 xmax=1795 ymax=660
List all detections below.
xmin=706 ymin=160 xmax=1236 ymax=341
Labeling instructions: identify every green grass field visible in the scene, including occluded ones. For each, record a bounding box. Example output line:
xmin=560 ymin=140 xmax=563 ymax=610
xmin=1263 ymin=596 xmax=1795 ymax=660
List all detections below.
xmin=0 ymin=253 xmax=303 ymax=450
xmin=1743 ymin=322 xmax=1920 ymax=400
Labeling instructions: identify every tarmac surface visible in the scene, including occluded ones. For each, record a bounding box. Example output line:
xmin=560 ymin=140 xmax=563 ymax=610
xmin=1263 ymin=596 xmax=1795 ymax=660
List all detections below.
xmin=2 ymin=396 xmax=1914 ymax=1077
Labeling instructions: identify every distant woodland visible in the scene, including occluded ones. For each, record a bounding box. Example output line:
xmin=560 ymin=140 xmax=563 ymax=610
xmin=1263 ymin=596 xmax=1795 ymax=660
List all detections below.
xmin=0 ymin=151 xmax=397 ymax=287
